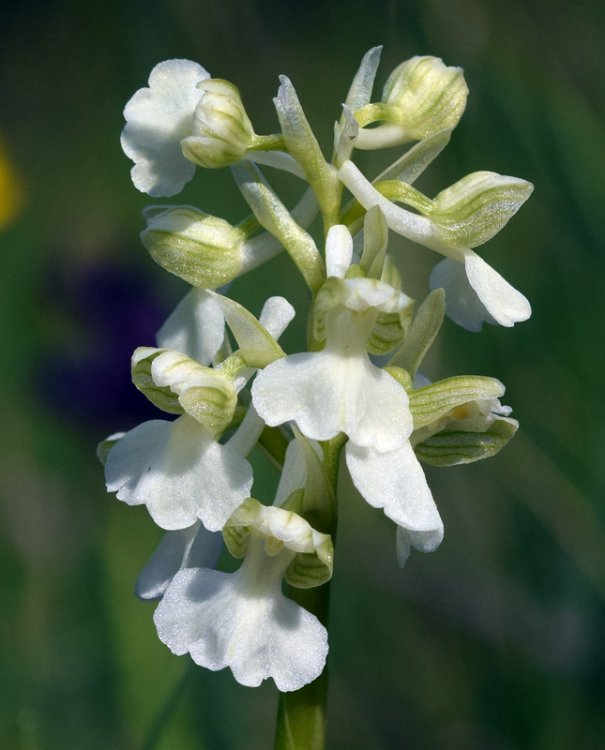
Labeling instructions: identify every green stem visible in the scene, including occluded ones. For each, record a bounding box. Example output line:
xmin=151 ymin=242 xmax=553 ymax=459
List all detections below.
xmin=274 ymin=585 xmax=330 ymax=750
xmin=251 ymin=133 xmax=287 ymax=151
xmin=273 ymin=434 xmax=346 ymax=750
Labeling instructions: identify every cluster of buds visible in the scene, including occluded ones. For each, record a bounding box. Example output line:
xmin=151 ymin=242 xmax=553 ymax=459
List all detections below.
xmin=103 ymin=48 xmax=531 ymax=693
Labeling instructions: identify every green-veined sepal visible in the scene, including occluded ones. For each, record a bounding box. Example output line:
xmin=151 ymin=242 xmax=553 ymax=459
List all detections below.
xmin=431 ymin=171 xmax=534 ymax=250
xmin=222 ymin=498 xmax=334 ymax=589
xmin=131 ymin=347 xmax=237 ymax=433
xmin=409 ymin=375 xmax=506 ymax=430
xmin=311 ymin=277 xmax=348 ymax=343
xmin=140 ymin=205 xmax=245 ymax=288
xmin=181 ymin=79 xmax=256 ymax=169
xmin=354 ymin=56 xmax=467 ymax=149
xmin=415 ymin=419 xmax=518 ymax=466
xmin=381 ymin=56 xmax=468 ymax=136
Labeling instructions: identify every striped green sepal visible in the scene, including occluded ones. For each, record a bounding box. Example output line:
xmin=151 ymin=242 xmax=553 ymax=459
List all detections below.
xmin=415 ymin=419 xmax=518 ymax=466
xmin=131 ymin=347 xmax=237 ymax=433
xmin=131 ymin=347 xmax=184 ymax=415
xmin=409 ymin=375 xmax=505 ymax=430
xmin=431 ymin=171 xmax=534 ymax=250
xmin=367 ymin=310 xmax=409 ymax=354
xmin=285 ymin=537 xmax=333 ymax=589
xmin=140 ymin=206 xmax=245 ymax=289
xmin=389 ymin=288 xmax=445 ymax=377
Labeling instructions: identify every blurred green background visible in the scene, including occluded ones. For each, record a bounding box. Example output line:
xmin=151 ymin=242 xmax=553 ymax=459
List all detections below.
xmin=2 ymin=1 xmax=605 ymax=748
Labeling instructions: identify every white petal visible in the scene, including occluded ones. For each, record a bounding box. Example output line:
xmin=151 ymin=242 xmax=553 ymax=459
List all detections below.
xmin=346 ymin=441 xmax=443 ymax=540
xmin=325 ymin=225 xmax=353 ymax=278
xmin=396 ymin=525 xmax=444 ymax=567
xmin=252 ymin=350 xmax=411 ymax=451
xmin=135 ymin=522 xmax=223 ymax=600
xmin=430 ymin=253 xmax=531 ymax=330
xmin=154 ymin=567 xmax=328 ymax=691
xmin=105 ymin=415 xmax=252 ymax=531
xmin=274 ymin=436 xmax=309 ymax=507
xmin=463 ymin=252 xmax=531 ymax=327
xmin=429 ymin=257 xmax=494 ymax=331
xmin=258 ymin=296 xmax=296 ymax=339
xmin=156 ymin=288 xmax=225 ymax=364
xmin=121 ymin=59 xmax=210 ymax=197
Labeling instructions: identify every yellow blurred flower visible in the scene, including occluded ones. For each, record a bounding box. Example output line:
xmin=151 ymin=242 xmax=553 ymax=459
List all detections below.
xmin=0 ymin=138 xmax=24 ymax=229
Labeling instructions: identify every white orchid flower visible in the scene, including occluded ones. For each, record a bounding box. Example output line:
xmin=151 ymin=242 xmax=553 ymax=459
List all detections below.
xmin=154 ymin=498 xmax=332 ymax=692
xmin=252 ymin=225 xmax=413 ymax=452
xmin=105 ymin=294 xmax=294 ymax=532
xmin=339 ymin=160 xmax=532 ymax=331
xmin=250 ymin=225 xmax=441 ymax=563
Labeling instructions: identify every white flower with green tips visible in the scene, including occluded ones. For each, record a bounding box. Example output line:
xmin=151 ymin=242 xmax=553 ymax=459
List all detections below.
xmin=154 ymin=498 xmax=331 ymax=691
xmin=339 ymin=161 xmax=533 ymax=331
xmin=250 ymin=224 xmax=442 ymax=563
xmin=104 ymin=294 xmax=294 ymax=532
xmin=121 ymin=59 xmax=210 ymax=197
xmin=252 ymin=224 xmax=413 ymax=452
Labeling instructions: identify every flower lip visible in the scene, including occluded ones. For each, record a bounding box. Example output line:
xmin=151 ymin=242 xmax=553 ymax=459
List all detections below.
xmin=153 ymin=560 xmax=329 ymax=691
xmin=121 ymin=59 xmax=210 ymax=197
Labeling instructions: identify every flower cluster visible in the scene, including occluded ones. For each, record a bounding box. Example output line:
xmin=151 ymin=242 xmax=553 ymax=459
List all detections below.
xmin=102 ymin=49 xmax=531 ymax=692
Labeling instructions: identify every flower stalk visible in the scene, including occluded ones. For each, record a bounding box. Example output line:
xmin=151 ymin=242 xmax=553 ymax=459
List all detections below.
xmin=274 ymin=433 xmax=345 ymax=750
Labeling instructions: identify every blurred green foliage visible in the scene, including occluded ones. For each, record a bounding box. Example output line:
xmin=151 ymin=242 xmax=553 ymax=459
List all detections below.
xmin=2 ymin=1 xmax=605 ymax=747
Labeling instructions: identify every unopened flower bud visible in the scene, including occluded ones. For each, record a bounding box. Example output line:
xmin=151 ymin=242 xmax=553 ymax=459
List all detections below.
xmin=140 ymin=205 xmax=246 ymax=288
xmin=382 ymin=56 xmax=468 ymax=139
xmin=354 ymin=56 xmax=468 ymax=149
xmin=181 ymin=80 xmax=256 ymax=168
